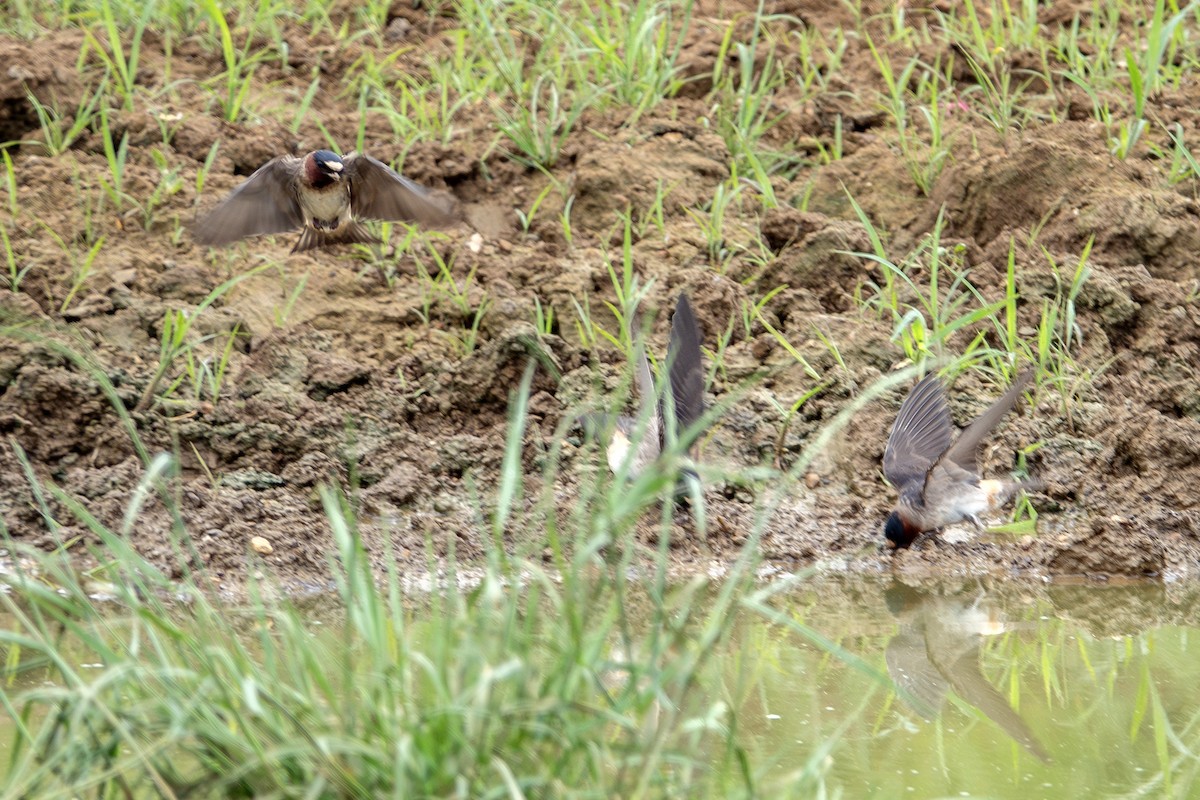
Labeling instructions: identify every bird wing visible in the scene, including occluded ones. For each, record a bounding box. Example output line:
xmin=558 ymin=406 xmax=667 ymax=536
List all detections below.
xmin=666 ymin=293 xmax=705 ymax=443
xmin=930 ymin=632 xmax=1050 ymax=761
xmin=342 ymin=154 xmax=459 ymax=226
xmin=918 ymin=368 xmax=1034 ymax=508
xmin=885 ymin=631 xmax=950 ymax=720
xmin=883 ymin=374 xmax=953 ymax=489
xmin=633 ymin=338 xmax=662 ymax=464
xmin=193 ymin=156 xmax=304 ymax=246
xmin=937 ymin=369 xmax=1034 ymax=473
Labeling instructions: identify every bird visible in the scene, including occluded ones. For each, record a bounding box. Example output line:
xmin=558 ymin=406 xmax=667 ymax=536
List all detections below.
xmin=883 ymin=369 xmax=1039 ymax=548
xmin=883 ymin=582 xmax=1050 ymax=761
xmin=591 ymin=293 xmax=706 ymax=489
xmin=192 ymin=149 xmax=458 ymax=253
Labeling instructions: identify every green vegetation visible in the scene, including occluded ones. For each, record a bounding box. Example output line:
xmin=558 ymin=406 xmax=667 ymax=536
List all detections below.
xmin=0 ymin=355 xmax=813 ymax=797
xmin=5 ymin=491 xmax=1200 ymax=795
xmin=133 ymin=265 xmax=267 ymax=413
xmin=0 ymin=0 xmax=1184 ymax=393
xmin=2 ymin=0 xmax=1198 ymax=794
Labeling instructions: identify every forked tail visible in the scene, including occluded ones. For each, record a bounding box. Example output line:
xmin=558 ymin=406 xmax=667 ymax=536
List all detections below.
xmin=293 ymin=221 xmax=377 ymax=253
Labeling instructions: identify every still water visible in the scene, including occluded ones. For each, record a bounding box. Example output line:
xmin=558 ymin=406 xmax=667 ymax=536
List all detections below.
xmin=2 ymin=572 xmax=1198 ymax=797
xmin=732 ymin=576 xmax=1200 ymax=798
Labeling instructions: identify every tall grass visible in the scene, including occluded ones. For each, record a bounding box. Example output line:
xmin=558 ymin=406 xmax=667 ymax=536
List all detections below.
xmin=0 ymin=281 xmax=933 ymax=795
xmin=0 ymin=0 xmax=1178 ymax=790
xmin=0 ymin=342 xmax=790 ymax=797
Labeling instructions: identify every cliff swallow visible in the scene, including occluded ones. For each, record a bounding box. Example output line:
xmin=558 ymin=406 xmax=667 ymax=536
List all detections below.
xmin=883 ymin=369 xmax=1038 ymax=548
xmin=193 ymin=150 xmax=458 ymax=253
xmin=597 ymin=293 xmax=706 ymax=487
xmin=884 ymin=583 xmax=1049 ymax=761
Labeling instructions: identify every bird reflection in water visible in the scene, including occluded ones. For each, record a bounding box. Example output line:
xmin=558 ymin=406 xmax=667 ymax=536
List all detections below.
xmin=883 ymin=582 xmax=1050 ymax=762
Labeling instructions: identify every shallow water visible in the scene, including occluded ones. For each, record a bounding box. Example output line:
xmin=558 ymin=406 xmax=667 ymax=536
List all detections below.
xmin=3 ymin=573 xmax=1199 ymax=798
xmin=734 ymin=576 xmax=1200 ymax=798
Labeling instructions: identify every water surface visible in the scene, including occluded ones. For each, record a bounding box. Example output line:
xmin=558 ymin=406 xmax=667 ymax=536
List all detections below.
xmin=3 ymin=572 xmax=1199 ymax=798
xmin=733 ymin=576 xmax=1200 ymax=798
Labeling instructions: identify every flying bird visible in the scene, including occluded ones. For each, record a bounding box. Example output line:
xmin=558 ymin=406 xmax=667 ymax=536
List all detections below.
xmin=593 ymin=293 xmax=706 ymax=488
xmin=884 ymin=583 xmax=1050 ymax=761
xmin=883 ymin=369 xmax=1039 ymax=548
xmin=193 ymin=150 xmax=458 ymax=253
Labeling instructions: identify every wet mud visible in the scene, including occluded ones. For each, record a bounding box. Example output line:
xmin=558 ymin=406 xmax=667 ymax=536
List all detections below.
xmin=0 ymin=0 xmax=1198 ymax=589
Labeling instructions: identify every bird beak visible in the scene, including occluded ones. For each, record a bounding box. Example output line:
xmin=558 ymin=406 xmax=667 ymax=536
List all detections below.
xmin=327 ymin=161 xmax=344 ymax=179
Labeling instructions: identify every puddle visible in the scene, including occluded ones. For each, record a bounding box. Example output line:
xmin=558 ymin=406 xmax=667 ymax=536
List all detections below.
xmin=733 ymin=576 xmax=1200 ymax=797
xmin=2 ymin=571 xmax=1198 ymax=797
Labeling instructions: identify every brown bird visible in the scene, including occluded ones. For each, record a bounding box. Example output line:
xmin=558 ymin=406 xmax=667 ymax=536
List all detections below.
xmin=595 ymin=293 xmax=706 ymax=488
xmin=883 ymin=369 xmax=1039 ymax=548
xmin=193 ymin=149 xmax=458 ymax=253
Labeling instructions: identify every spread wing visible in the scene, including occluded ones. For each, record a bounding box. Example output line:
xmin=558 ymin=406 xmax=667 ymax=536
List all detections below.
xmin=193 ymin=156 xmax=303 ymax=246
xmin=883 ymin=374 xmax=953 ymax=489
xmin=885 ymin=631 xmax=950 ymax=720
xmin=666 ymin=293 xmax=705 ymax=442
xmin=607 ymin=339 xmax=663 ymax=475
xmin=918 ymin=370 xmax=1034 ymax=502
xmin=342 ymin=154 xmax=459 ymax=226
xmin=937 ymin=369 xmax=1034 ymax=474
xmin=633 ymin=340 xmax=661 ymax=463
xmin=927 ymin=618 xmax=1050 ymax=762
xmin=939 ymin=649 xmax=1050 ymax=761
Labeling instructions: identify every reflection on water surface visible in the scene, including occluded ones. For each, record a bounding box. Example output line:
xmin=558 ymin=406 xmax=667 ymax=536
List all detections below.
xmin=3 ymin=572 xmax=1199 ymax=798
xmin=735 ymin=576 xmax=1200 ymax=798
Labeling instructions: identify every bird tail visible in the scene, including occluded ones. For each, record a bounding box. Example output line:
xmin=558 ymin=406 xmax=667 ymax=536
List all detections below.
xmin=1014 ymin=476 xmax=1044 ymax=495
xmin=984 ymin=476 xmax=1043 ymax=510
xmin=292 ymin=222 xmax=377 ymax=253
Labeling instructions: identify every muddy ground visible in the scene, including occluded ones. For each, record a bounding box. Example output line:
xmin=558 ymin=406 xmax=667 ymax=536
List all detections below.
xmin=0 ymin=1 xmax=1198 ymax=590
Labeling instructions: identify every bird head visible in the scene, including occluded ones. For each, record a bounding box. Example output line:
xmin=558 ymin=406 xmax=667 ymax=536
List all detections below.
xmin=311 ymin=150 xmax=345 ymax=181
xmin=884 ymin=511 xmax=910 ymax=548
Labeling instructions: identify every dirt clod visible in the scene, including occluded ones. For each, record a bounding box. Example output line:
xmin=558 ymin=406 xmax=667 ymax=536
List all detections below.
xmin=0 ymin=3 xmax=1198 ymax=587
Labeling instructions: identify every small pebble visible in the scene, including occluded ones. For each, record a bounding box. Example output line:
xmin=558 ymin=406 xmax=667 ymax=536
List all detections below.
xmin=384 ymin=17 xmax=412 ymax=41
xmin=84 ymin=580 xmax=120 ymax=598
xmin=250 ymin=536 xmax=274 ymax=555
xmin=805 ymin=472 xmax=821 ymax=489
xmin=111 ymin=268 xmax=138 ymax=286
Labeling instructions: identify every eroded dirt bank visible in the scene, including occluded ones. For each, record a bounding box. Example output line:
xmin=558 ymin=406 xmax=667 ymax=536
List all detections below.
xmin=0 ymin=0 xmax=1198 ymax=589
